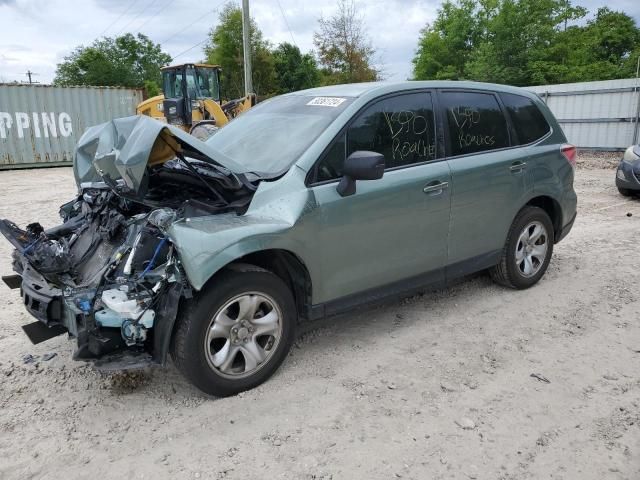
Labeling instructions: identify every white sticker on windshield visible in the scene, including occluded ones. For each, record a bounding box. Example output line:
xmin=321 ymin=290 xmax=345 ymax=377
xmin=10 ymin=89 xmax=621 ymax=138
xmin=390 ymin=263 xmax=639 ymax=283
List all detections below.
xmin=306 ymin=97 xmax=347 ymax=107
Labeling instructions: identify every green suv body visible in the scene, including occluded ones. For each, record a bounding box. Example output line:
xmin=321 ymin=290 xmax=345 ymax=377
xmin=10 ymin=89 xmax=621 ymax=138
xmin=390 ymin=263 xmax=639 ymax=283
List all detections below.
xmin=1 ymin=81 xmax=577 ymax=396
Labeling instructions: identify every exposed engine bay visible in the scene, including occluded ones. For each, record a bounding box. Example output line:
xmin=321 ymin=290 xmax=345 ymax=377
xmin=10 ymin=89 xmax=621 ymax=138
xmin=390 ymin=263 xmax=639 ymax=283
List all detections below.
xmin=0 ymin=116 xmax=259 ymax=371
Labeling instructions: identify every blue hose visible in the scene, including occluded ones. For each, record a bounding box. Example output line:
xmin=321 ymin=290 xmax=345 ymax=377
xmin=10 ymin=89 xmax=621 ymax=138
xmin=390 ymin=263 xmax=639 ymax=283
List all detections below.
xmin=22 ymin=239 xmax=39 ymax=254
xmin=140 ymin=237 xmax=168 ymax=277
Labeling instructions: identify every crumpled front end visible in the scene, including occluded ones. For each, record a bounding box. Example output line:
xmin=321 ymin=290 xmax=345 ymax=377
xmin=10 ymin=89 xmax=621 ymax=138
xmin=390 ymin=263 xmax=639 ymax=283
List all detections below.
xmin=0 ymin=116 xmax=257 ymax=371
xmin=1 ymin=187 xmax=189 ymax=369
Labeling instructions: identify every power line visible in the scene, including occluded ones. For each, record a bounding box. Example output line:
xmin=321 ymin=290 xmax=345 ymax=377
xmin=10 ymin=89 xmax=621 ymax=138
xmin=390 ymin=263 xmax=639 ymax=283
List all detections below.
xmin=171 ymin=39 xmax=209 ymax=60
xmin=276 ymin=0 xmax=317 ymax=89
xmin=97 ymin=0 xmax=139 ymax=38
xmin=164 ymin=0 xmax=236 ymax=61
xmin=115 ymin=0 xmax=161 ymax=35
xmin=160 ymin=0 xmax=229 ymax=45
xmin=276 ymin=0 xmax=298 ymax=46
xmin=135 ymin=0 xmax=175 ymax=32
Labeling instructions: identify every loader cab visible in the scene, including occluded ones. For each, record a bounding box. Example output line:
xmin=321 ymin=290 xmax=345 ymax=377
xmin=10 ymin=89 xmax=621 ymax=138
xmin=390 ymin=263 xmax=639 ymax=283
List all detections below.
xmin=161 ymin=63 xmax=222 ymax=127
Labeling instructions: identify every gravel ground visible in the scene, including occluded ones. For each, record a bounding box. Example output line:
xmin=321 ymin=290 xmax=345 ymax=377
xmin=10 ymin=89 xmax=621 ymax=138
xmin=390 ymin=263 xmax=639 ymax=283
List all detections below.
xmin=0 ymin=157 xmax=639 ymax=480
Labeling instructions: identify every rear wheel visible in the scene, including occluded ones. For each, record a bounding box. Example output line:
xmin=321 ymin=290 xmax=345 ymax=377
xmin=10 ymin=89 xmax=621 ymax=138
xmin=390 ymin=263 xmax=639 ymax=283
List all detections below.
xmin=171 ymin=266 xmax=296 ymax=396
xmin=490 ymin=206 xmax=554 ymax=289
xmin=617 ymin=186 xmax=635 ymax=197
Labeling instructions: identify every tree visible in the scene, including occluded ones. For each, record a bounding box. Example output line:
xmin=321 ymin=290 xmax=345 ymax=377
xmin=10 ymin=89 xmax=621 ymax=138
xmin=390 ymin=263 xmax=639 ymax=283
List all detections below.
xmin=273 ymin=42 xmax=320 ymax=93
xmin=313 ymin=0 xmax=380 ymax=84
xmin=204 ymin=4 xmax=276 ymax=98
xmin=412 ymin=0 xmax=640 ymax=86
xmin=412 ymin=0 xmax=480 ymax=81
xmin=54 ymin=33 xmax=171 ymax=92
xmin=464 ymin=0 xmax=570 ymax=85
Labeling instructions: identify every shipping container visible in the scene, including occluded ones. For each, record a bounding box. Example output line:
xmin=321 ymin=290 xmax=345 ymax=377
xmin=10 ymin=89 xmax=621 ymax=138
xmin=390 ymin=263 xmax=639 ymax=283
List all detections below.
xmin=0 ymin=84 xmax=143 ymax=169
xmin=527 ymin=78 xmax=640 ymax=150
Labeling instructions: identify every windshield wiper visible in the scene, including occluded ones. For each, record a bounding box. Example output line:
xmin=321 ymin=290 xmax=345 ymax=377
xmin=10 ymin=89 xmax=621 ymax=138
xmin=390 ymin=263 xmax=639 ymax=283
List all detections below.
xmin=175 ymin=152 xmax=228 ymax=205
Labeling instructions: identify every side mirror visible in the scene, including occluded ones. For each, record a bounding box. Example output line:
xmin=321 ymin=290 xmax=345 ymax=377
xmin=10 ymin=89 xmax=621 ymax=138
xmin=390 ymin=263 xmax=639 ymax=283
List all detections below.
xmin=336 ymin=151 xmax=385 ymax=197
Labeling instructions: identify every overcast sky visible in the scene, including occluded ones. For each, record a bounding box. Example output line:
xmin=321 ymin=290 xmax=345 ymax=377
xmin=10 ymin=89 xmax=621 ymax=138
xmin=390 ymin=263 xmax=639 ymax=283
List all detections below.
xmin=1 ymin=0 xmax=639 ymax=85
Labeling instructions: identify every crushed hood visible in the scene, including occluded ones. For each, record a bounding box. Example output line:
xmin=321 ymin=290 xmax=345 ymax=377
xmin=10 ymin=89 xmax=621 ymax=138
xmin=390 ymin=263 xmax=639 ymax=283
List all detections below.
xmin=74 ymin=115 xmax=247 ymax=193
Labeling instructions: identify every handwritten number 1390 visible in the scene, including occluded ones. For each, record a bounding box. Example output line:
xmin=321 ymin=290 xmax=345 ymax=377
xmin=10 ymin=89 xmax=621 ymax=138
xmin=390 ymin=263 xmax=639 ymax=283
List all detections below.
xmin=383 ymin=110 xmax=428 ymax=139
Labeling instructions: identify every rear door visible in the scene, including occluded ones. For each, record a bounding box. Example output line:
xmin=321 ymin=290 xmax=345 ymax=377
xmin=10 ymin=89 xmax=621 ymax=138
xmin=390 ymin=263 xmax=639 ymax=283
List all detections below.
xmin=438 ymin=89 xmax=533 ymax=277
xmin=306 ymin=91 xmax=451 ymax=304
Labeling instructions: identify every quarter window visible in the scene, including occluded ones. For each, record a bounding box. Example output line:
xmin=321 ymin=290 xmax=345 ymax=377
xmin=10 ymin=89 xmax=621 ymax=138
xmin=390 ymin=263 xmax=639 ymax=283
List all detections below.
xmin=440 ymin=91 xmax=510 ymax=156
xmin=500 ymin=93 xmax=550 ymax=145
xmin=315 ymin=92 xmax=437 ymax=182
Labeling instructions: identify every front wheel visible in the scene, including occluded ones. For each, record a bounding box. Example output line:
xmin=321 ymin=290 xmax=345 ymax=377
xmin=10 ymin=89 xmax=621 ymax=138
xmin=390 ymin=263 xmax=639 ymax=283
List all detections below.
xmin=490 ymin=206 xmax=554 ymax=289
xmin=171 ymin=265 xmax=297 ymax=396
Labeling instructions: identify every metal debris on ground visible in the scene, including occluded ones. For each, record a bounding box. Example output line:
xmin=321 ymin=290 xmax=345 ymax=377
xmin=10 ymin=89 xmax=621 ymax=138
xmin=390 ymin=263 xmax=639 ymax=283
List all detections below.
xmin=22 ymin=354 xmax=38 ymax=364
xmin=530 ymin=373 xmax=551 ymax=383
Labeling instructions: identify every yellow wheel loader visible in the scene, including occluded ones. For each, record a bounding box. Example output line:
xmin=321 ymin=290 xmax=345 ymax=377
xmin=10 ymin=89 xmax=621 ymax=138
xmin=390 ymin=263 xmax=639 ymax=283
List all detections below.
xmin=136 ymin=63 xmax=256 ymax=140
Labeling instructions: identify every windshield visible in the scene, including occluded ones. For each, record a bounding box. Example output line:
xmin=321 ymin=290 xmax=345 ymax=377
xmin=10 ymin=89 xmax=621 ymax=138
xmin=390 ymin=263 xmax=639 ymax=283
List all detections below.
xmin=205 ymin=94 xmax=354 ymax=176
xmin=162 ymin=67 xmax=220 ymax=101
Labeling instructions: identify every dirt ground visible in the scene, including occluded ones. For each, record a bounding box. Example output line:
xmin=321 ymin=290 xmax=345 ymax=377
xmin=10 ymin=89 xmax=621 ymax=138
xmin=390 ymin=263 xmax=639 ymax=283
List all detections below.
xmin=0 ymin=156 xmax=638 ymax=480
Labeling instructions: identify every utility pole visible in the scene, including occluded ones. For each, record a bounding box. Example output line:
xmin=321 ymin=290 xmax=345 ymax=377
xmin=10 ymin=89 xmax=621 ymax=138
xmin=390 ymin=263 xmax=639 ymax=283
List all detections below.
xmin=24 ymin=70 xmax=40 ymax=84
xmin=242 ymin=0 xmax=253 ymax=96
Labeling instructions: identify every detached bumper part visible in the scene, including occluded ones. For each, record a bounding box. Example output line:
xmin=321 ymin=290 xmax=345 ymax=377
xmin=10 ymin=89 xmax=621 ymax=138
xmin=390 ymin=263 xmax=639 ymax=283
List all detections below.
xmin=21 ymin=276 xmax=64 ymax=325
xmin=93 ymin=351 xmax=154 ymax=373
xmin=2 ymin=274 xmax=21 ymax=289
xmin=22 ymin=321 xmax=67 ymax=344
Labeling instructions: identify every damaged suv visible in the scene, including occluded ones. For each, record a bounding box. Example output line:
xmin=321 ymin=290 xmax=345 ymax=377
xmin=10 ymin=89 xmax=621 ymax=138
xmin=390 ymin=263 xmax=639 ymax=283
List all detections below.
xmin=1 ymin=81 xmax=577 ymax=396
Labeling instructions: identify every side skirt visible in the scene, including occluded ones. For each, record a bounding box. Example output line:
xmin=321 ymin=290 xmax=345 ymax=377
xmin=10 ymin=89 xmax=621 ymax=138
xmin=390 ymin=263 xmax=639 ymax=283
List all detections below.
xmin=309 ymin=250 xmax=502 ymax=321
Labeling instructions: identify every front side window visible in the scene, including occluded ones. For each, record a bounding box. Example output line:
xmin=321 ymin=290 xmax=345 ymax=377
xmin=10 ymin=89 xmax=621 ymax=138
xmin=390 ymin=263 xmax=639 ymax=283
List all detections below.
xmin=316 ymin=92 xmax=437 ymax=182
xmin=500 ymin=93 xmax=550 ymax=145
xmin=440 ymin=91 xmax=510 ymax=157
xmin=195 ymin=68 xmax=220 ymax=101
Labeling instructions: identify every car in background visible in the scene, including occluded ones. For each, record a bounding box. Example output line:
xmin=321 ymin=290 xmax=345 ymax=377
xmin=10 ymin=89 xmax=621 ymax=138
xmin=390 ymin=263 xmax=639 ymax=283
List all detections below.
xmin=616 ymin=145 xmax=640 ymax=197
xmin=1 ymin=81 xmax=577 ymax=396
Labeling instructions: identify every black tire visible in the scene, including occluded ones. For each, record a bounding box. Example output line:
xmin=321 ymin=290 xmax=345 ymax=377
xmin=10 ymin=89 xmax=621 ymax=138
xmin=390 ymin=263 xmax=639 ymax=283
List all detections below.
xmin=617 ymin=186 xmax=634 ymax=197
xmin=171 ymin=265 xmax=297 ymax=396
xmin=189 ymin=122 xmax=219 ymax=141
xmin=490 ymin=206 xmax=554 ymax=290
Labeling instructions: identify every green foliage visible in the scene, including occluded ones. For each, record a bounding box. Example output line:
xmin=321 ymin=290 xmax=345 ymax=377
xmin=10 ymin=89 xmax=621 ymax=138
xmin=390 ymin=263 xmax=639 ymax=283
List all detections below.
xmin=143 ymin=79 xmax=161 ymax=97
xmin=204 ymin=4 xmax=276 ymax=98
xmin=54 ymin=33 xmax=171 ymax=88
xmin=313 ymin=0 xmax=380 ymax=84
xmin=412 ymin=0 xmax=640 ymax=86
xmin=273 ymin=42 xmax=320 ymax=93
xmin=412 ymin=0 xmax=480 ymax=81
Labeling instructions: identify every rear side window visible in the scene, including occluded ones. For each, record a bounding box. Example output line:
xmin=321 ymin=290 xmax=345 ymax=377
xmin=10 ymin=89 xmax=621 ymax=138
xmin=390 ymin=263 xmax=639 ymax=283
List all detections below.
xmin=440 ymin=91 xmax=510 ymax=157
xmin=500 ymin=93 xmax=550 ymax=145
xmin=315 ymin=92 xmax=437 ymax=182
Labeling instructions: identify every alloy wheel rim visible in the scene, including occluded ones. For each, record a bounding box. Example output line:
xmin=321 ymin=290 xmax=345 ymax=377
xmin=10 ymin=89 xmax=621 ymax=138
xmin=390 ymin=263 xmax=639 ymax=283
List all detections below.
xmin=204 ymin=292 xmax=283 ymax=378
xmin=515 ymin=221 xmax=548 ymax=278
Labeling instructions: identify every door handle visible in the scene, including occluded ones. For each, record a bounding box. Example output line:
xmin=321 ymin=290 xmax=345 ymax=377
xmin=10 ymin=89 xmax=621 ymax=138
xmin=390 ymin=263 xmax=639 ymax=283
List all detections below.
xmin=423 ymin=181 xmax=449 ymax=195
xmin=510 ymin=161 xmax=527 ymax=172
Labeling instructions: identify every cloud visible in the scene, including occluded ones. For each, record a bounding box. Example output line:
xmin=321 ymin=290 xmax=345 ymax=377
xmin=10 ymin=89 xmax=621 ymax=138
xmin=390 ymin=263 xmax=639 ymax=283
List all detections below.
xmin=0 ymin=0 xmax=637 ymax=84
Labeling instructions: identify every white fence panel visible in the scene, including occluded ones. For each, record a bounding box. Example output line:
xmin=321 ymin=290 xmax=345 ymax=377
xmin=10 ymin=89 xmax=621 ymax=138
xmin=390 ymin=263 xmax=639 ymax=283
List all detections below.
xmin=527 ymin=78 xmax=640 ymax=150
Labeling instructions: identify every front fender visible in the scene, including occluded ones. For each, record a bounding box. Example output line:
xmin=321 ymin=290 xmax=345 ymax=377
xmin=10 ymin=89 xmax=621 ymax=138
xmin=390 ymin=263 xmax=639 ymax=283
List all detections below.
xmin=167 ymin=215 xmax=295 ymax=291
xmin=166 ymin=174 xmax=316 ymax=291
